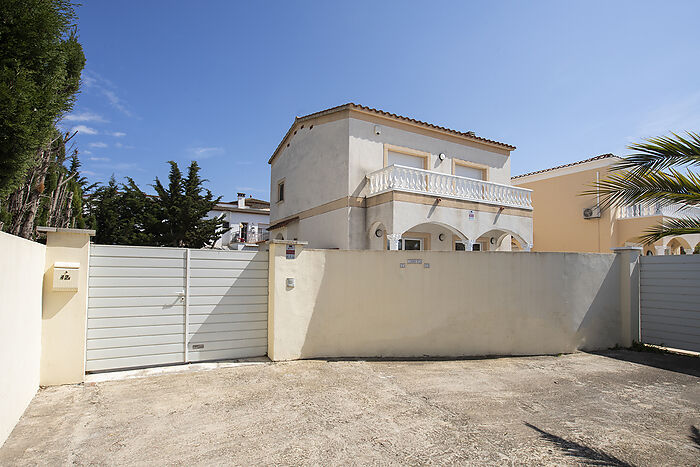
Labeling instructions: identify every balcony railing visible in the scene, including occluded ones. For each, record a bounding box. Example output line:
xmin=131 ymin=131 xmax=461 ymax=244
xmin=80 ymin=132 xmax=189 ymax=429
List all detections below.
xmin=222 ymin=228 xmax=270 ymax=245
xmin=618 ymin=203 xmax=700 ymax=220
xmin=366 ymin=164 xmax=533 ymax=210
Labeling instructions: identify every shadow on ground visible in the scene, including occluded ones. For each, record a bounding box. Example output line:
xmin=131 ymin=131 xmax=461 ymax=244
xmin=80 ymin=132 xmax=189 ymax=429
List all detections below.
xmin=590 ymin=349 xmax=700 ymax=378
xmin=691 ymin=426 xmax=700 ymax=450
xmin=525 ymin=422 xmax=635 ymax=467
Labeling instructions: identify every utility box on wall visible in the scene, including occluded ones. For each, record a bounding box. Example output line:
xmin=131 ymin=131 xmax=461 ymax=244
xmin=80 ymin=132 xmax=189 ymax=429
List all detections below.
xmin=52 ymin=262 xmax=80 ymax=291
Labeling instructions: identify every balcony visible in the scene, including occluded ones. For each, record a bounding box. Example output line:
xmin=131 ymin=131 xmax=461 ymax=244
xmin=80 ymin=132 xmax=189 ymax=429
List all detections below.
xmin=366 ymin=164 xmax=533 ymax=210
xmin=618 ymin=203 xmax=700 ymax=220
xmin=222 ymin=228 xmax=270 ymax=245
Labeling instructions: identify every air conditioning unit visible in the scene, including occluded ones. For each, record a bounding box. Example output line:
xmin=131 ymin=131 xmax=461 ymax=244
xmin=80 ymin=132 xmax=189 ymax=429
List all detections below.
xmin=583 ymin=207 xmax=601 ymax=219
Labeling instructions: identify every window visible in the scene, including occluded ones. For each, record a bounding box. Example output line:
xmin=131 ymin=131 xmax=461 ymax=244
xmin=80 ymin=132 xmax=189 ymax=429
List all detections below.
xmin=387 ymin=151 xmax=425 ymax=169
xmin=277 ymin=181 xmax=285 ymax=202
xmin=403 ymin=238 xmax=422 ymax=250
xmin=455 ymin=241 xmax=466 ymax=251
xmin=383 ymin=144 xmax=429 ymax=169
xmin=472 ymin=243 xmax=481 ymax=251
xmin=222 ymin=221 xmax=230 ymax=230
xmin=388 ymin=238 xmax=423 ymax=250
xmin=453 ymin=159 xmax=488 ymax=181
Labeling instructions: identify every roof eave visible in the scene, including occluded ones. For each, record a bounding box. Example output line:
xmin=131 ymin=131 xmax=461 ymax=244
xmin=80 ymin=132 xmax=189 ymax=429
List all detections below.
xmin=268 ymin=103 xmax=516 ymax=165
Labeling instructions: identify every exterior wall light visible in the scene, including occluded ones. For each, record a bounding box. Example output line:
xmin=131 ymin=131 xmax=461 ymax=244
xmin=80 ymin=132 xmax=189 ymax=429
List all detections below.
xmin=490 ymin=237 xmax=495 ymax=245
xmin=375 ymin=228 xmax=383 ymax=237
xmin=438 ymin=153 xmax=446 ymax=161
xmin=438 ymin=233 xmax=445 ymax=241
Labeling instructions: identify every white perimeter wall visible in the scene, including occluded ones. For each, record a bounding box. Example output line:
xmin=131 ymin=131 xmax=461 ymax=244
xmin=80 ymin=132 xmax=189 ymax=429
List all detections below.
xmin=0 ymin=232 xmax=45 ymax=447
xmin=268 ymin=246 xmax=625 ymax=360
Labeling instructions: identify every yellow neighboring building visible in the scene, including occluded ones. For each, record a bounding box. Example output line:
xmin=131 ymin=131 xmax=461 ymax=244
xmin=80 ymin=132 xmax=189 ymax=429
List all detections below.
xmin=512 ymin=154 xmax=700 ymax=255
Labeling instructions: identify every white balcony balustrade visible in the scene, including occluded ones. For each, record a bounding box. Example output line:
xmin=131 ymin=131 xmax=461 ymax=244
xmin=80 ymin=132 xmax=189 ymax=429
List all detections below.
xmin=366 ymin=164 xmax=533 ymax=210
xmin=618 ymin=203 xmax=700 ymax=220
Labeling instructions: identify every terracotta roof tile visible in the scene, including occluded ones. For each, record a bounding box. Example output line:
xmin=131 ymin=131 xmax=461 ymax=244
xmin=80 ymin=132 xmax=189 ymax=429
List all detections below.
xmin=269 ymin=103 xmax=515 ymax=164
xmin=512 ymin=154 xmax=618 ymax=180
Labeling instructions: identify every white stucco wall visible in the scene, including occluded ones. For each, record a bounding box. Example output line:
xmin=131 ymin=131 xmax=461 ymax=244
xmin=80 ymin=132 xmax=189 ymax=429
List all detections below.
xmin=365 ymin=200 xmax=532 ymax=248
xmin=268 ymin=245 xmax=625 ymax=360
xmin=208 ymin=209 xmax=270 ymax=248
xmin=0 ymin=232 xmax=45 ymax=447
xmin=348 ymin=117 xmax=512 ymax=196
xmin=269 ymin=112 xmax=525 ymax=250
xmin=269 ymin=118 xmax=350 ymax=224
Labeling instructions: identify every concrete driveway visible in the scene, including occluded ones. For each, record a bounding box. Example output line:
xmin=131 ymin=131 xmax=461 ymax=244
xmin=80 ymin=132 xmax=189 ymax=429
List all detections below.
xmin=1 ymin=350 xmax=698 ymax=466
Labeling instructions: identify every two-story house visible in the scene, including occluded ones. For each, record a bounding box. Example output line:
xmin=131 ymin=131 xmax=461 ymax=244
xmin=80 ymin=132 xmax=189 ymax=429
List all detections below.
xmin=267 ymin=104 xmax=533 ymax=251
xmin=512 ymin=154 xmax=700 ymax=255
xmin=208 ymin=193 xmax=270 ymax=250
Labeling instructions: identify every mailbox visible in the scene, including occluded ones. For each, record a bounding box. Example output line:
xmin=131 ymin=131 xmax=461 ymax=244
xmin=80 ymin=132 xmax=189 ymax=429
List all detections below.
xmin=52 ymin=262 xmax=80 ymax=291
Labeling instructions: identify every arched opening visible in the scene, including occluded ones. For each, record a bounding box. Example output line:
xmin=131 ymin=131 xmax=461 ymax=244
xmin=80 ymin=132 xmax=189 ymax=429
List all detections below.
xmin=389 ymin=221 xmax=469 ymax=251
xmin=695 ymin=242 xmax=700 ymax=255
xmin=274 ymin=233 xmax=284 ymax=241
xmin=474 ymin=228 xmax=530 ymax=252
xmin=668 ymin=237 xmax=692 ymax=255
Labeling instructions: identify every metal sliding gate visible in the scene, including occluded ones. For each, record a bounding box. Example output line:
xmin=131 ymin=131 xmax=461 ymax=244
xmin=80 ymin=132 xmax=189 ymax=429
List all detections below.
xmin=87 ymin=245 xmax=268 ymax=372
xmin=640 ymin=254 xmax=700 ymax=352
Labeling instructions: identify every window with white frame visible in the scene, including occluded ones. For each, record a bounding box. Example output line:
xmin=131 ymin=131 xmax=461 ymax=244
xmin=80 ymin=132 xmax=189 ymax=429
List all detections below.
xmin=387 ymin=237 xmax=423 ymax=250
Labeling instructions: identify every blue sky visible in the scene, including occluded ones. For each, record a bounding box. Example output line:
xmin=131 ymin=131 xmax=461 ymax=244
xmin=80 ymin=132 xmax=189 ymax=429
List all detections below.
xmin=63 ymin=1 xmax=700 ymax=201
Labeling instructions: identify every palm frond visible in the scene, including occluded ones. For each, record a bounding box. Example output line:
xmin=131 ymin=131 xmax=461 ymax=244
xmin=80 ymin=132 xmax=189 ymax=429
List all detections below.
xmin=612 ymin=131 xmax=700 ymax=174
xmin=637 ymin=217 xmax=700 ymax=244
xmin=583 ymin=168 xmax=700 ymax=210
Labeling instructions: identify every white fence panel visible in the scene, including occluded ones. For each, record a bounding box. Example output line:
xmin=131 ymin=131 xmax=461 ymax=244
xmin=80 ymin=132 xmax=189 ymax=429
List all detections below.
xmin=87 ymin=245 xmax=268 ymax=372
xmin=187 ymin=250 xmax=268 ymax=362
xmin=640 ymin=255 xmax=700 ymax=352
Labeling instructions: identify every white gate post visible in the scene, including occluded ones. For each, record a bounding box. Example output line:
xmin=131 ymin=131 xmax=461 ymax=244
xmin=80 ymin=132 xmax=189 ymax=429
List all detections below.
xmin=184 ymin=249 xmax=190 ymax=362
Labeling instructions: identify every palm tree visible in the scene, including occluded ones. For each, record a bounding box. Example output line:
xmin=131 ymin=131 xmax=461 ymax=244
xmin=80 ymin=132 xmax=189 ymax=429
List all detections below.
xmin=585 ymin=131 xmax=700 ymax=244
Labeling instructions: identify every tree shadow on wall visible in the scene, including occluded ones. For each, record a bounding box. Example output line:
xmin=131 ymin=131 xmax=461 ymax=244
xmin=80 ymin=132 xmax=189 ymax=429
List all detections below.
xmin=524 ymin=422 xmax=635 ymax=467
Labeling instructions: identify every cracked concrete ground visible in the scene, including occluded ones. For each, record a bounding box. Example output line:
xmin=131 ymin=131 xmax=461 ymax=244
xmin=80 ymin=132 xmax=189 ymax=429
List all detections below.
xmin=1 ymin=350 xmax=698 ymax=466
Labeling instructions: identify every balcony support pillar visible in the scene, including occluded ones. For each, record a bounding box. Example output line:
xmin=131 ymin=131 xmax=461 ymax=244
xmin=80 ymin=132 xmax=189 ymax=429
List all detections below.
xmin=387 ymin=233 xmax=401 ymax=251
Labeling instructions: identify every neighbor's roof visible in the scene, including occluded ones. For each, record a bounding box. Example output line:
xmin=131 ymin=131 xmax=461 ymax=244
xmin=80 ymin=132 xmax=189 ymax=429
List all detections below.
xmin=512 ymin=154 xmax=618 ymax=180
xmin=268 ymin=103 xmax=516 ymax=164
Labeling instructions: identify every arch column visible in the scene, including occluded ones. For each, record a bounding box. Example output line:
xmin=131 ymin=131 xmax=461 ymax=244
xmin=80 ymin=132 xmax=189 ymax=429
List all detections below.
xmin=387 ymin=233 xmax=401 ymax=251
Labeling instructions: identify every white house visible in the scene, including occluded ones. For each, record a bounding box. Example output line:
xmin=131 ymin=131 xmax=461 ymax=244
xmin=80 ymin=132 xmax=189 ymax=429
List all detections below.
xmin=208 ymin=193 xmax=270 ymax=250
xmin=267 ymin=103 xmax=533 ymax=251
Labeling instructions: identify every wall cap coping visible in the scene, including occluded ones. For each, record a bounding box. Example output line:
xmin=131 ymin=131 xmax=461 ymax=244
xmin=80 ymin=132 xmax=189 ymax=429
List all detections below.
xmin=37 ymin=226 xmax=96 ymax=235
xmin=611 ymin=246 xmax=643 ymax=252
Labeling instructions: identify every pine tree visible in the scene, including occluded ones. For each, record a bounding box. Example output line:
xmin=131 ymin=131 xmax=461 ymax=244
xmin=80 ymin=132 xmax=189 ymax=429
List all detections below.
xmin=152 ymin=161 xmax=223 ymax=248
xmin=0 ymin=0 xmax=85 ymax=195
xmin=90 ymin=161 xmax=223 ymax=248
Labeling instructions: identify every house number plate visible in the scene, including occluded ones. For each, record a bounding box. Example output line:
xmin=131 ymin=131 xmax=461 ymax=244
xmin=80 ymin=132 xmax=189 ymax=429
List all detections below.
xmin=407 ymin=259 xmax=422 ymax=264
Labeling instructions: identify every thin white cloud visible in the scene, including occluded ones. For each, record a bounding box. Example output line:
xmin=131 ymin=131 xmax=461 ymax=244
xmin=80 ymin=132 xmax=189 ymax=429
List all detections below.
xmin=89 ymin=142 xmax=108 ymax=148
xmin=115 ymin=142 xmax=123 ymax=148
xmin=189 ymin=147 xmax=224 ymax=159
xmin=71 ymin=125 xmax=98 ymax=135
xmin=111 ymin=131 xmax=126 ymax=137
xmin=89 ymin=157 xmax=110 ymax=162
xmin=81 ymin=170 xmax=100 ymax=176
xmin=631 ymin=91 xmax=700 ymax=140
xmin=102 ymin=89 xmax=133 ymax=117
xmin=63 ymin=111 xmax=107 ymax=123
xmin=82 ymin=70 xmax=135 ymax=117
xmin=82 ymin=150 xmax=92 ymax=155
xmin=236 ymin=186 xmax=267 ymax=194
